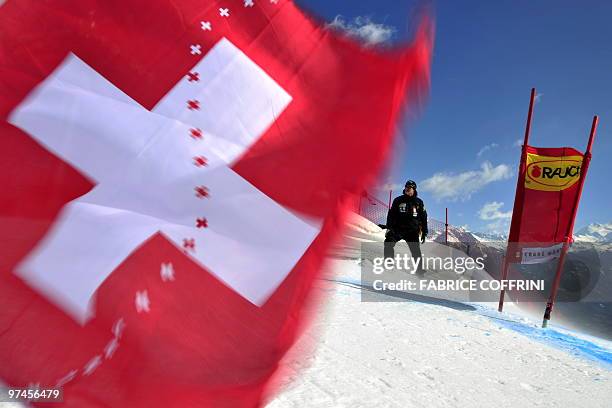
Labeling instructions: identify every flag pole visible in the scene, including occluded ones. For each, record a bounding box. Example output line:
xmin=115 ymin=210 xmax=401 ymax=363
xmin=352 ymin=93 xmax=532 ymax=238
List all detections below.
xmin=542 ymin=115 xmax=598 ymax=327
xmin=498 ymin=88 xmax=536 ymax=312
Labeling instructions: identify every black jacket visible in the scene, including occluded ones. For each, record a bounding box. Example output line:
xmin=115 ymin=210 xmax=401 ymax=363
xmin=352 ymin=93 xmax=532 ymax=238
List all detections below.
xmin=385 ymin=192 xmax=428 ymax=236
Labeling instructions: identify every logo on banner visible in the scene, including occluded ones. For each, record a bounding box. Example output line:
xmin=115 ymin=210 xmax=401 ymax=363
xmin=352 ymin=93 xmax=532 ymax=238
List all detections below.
xmin=520 ymin=243 xmax=564 ymax=264
xmin=525 ymin=153 xmax=583 ymax=191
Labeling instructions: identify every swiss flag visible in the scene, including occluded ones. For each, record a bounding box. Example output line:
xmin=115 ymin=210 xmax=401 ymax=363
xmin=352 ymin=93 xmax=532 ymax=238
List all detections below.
xmin=0 ymin=0 xmax=432 ymax=406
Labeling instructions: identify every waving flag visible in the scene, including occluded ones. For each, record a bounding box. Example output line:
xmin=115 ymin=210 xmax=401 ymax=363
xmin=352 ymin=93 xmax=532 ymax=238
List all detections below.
xmin=0 ymin=0 xmax=432 ymax=405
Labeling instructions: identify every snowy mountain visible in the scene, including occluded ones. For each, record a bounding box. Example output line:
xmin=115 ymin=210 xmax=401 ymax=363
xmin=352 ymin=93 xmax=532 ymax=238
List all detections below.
xmin=429 ymin=225 xmax=481 ymax=244
xmin=431 ymin=225 xmax=507 ymax=245
xmin=438 ymin=222 xmax=612 ymax=245
xmin=460 ymin=222 xmax=612 ymax=244
xmin=471 ymin=231 xmax=508 ymax=242
xmin=443 ymin=222 xmax=612 ymax=245
xmin=574 ymin=222 xmax=612 ymax=243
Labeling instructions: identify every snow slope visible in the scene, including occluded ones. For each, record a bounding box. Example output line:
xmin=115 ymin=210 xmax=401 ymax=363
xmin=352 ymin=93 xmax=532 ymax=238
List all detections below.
xmin=3 ymin=214 xmax=611 ymax=407
xmin=268 ymin=214 xmax=612 ymax=407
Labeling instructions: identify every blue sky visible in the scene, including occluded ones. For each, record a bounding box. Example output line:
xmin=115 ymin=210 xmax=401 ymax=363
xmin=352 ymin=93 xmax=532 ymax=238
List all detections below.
xmin=296 ymin=0 xmax=612 ymax=234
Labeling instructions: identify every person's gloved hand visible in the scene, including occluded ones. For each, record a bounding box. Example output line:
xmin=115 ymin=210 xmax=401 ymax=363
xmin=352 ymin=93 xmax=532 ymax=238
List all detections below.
xmin=421 ymin=233 xmax=427 ymax=244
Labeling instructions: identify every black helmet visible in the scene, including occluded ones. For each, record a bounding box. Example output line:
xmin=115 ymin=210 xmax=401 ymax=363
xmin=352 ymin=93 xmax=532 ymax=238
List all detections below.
xmin=405 ymin=180 xmax=417 ymax=190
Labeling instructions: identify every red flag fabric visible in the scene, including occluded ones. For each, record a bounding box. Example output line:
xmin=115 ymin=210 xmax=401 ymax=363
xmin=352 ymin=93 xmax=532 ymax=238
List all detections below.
xmin=508 ymin=145 xmax=585 ymax=264
xmin=0 ymin=0 xmax=432 ymax=406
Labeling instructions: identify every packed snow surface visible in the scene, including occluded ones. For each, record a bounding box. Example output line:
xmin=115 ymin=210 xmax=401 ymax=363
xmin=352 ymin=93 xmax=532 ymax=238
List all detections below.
xmin=268 ymin=213 xmax=612 ymax=408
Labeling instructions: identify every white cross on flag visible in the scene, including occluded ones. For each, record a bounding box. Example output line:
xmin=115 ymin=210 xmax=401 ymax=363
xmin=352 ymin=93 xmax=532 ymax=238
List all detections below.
xmin=0 ymin=0 xmax=432 ymax=406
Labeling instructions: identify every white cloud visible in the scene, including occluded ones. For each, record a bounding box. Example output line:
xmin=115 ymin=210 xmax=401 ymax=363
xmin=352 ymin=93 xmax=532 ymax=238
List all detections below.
xmin=485 ymin=218 xmax=511 ymax=234
xmin=478 ymin=201 xmax=512 ymax=220
xmin=477 ymin=143 xmax=499 ymax=157
xmin=478 ymin=201 xmax=512 ymax=234
xmin=326 ymin=15 xmax=396 ymax=46
xmin=513 ymin=139 xmax=523 ymax=148
xmin=420 ymin=161 xmax=513 ymax=201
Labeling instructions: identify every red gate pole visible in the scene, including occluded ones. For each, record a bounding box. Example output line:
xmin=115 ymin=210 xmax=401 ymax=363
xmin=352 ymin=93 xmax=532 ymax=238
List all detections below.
xmin=542 ymin=115 xmax=598 ymax=328
xmin=388 ymin=189 xmax=392 ymax=209
xmin=498 ymin=88 xmax=536 ymax=312
xmin=445 ymin=207 xmax=448 ymax=244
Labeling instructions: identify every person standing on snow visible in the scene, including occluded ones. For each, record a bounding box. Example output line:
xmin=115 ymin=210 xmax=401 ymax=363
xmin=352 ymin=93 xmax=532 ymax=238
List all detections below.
xmin=381 ymin=180 xmax=428 ymax=273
